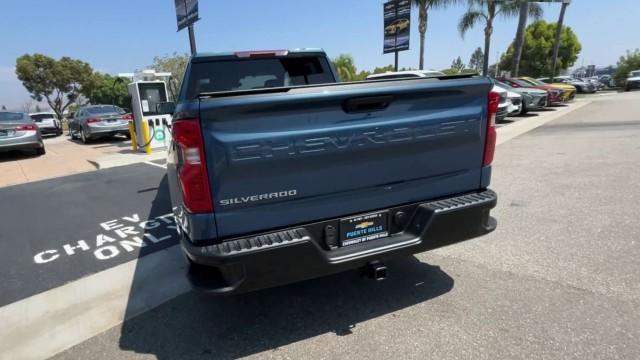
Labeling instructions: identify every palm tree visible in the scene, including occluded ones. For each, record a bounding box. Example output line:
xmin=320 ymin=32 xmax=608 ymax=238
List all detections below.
xmin=412 ymin=0 xmax=461 ymax=70
xmin=331 ymin=54 xmax=357 ymax=82
xmin=458 ymin=0 xmax=521 ymax=76
xmin=550 ymin=0 xmax=570 ymax=80
xmin=511 ymin=1 xmax=543 ymax=76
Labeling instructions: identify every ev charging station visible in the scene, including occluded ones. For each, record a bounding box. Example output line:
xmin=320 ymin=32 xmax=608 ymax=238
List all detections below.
xmin=118 ymin=70 xmax=174 ymax=154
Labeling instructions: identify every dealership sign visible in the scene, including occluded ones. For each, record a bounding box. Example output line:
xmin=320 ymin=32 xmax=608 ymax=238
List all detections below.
xmin=175 ymin=0 xmax=199 ymax=31
xmin=383 ymin=0 xmax=411 ymax=54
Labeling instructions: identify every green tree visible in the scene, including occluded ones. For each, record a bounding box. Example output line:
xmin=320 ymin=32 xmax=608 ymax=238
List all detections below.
xmin=15 ymin=54 xmax=93 ymax=120
xmin=441 ymin=68 xmax=459 ymax=75
xmin=451 ymin=56 xmax=466 ymax=73
xmin=412 ymin=0 xmax=461 ymax=70
xmin=354 ymin=70 xmax=371 ymax=81
xmin=468 ymin=47 xmax=484 ymax=71
xmin=1 ymin=105 xmax=6 ymax=111
xmin=458 ymin=0 xmax=521 ymax=76
xmin=511 ymin=0 xmax=543 ymax=76
xmin=372 ymin=65 xmax=396 ymax=74
xmin=331 ymin=54 xmax=358 ymax=82
xmin=499 ymin=20 xmax=581 ymax=78
xmin=151 ymin=52 xmax=190 ymax=101
xmin=82 ymin=72 xmax=130 ymax=110
xmin=615 ymin=49 xmax=640 ymax=85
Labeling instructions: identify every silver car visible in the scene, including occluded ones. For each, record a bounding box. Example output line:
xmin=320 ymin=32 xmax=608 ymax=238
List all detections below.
xmin=494 ymin=79 xmax=548 ymax=114
xmin=68 ymin=105 xmax=131 ymax=144
xmin=29 ymin=112 xmax=63 ymax=136
xmin=0 ymin=111 xmax=45 ymax=155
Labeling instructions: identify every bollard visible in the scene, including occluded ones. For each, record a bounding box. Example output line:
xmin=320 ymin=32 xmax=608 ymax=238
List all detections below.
xmin=128 ymin=122 xmax=137 ymax=151
xmin=141 ymin=121 xmax=152 ymax=155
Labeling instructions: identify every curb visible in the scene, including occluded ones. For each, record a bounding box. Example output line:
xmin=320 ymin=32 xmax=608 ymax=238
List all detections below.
xmin=92 ymin=151 xmax=168 ymax=169
xmin=496 ymin=100 xmax=592 ymax=146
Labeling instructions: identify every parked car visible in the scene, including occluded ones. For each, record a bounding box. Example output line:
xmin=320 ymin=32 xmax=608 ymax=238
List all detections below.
xmin=538 ymin=76 xmax=595 ymax=94
xmin=517 ymin=77 xmax=576 ymax=102
xmin=29 ymin=112 xmax=63 ymax=136
xmin=625 ymin=70 xmax=640 ymax=91
xmin=0 ymin=111 xmax=45 ymax=155
xmin=366 ymin=70 xmax=445 ymax=80
xmin=598 ymin=74 xmax=615 ymax=88
xmin=68 ymin=105 xmax=131 ymax=143
xmin=495 ymin=84 xmax=522 ymax=116
xmin=169 ymin=49 xmax=498 ymax=294
xmin=584 ymin=76 xmax=605 ymax=91
xmin=494 ymin=79 xmax=547 ymax=115
xmin=492 ymin=85 xmax=509 ymax=121
xmin=500 ymin=77 xmax=563 ymax=105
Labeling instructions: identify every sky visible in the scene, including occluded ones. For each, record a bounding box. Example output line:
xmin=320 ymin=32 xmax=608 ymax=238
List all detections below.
xmin=1 ymin=0 xmax=638 ymax=109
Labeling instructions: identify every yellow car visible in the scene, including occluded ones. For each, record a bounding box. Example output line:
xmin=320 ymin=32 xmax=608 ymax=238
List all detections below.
xmin=385 ymin=18 xmax=410 ymax=35
xmin=517 ymin=77 xmax=576 ymax=102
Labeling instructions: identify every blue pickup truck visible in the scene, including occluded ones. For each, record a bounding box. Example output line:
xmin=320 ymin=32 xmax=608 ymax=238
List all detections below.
xmin=167 ymin=49 xmax=498 ymax=294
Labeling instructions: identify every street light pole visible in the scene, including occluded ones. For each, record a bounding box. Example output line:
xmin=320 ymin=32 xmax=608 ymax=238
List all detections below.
xmin=550 ymin=0 xmax=570 ymax=81
xmin=394 ymin=0 xmax=399 ymax=71
xmin=188 ymin=24 xmax=197 ymax=55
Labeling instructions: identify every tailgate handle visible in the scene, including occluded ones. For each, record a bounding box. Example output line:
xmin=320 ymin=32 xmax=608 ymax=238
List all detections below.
xmin=342 ymin=95 xmax=393 ymax=113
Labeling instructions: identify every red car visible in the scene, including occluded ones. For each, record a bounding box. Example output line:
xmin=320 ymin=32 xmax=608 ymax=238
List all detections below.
xmin=499 ymin=78 xmax=563 ymax=105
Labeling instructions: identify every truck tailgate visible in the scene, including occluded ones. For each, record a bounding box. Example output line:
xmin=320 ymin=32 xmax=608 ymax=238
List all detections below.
xmin=199 ymin=77 xmax=492 ymax=238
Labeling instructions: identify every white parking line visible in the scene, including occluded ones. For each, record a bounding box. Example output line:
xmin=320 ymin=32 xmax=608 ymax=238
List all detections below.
xmin=144 ymin=161 xmax=167 ymax=169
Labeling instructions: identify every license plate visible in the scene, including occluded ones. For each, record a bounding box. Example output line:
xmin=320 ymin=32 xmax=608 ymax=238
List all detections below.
xmin=340 ymin=210 xmax=389 ymax=246
xmin=0 ymin=130 xmax=8 ymax=137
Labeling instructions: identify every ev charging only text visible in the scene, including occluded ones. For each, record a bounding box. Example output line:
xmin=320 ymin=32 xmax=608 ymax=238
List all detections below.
xmin=33 ymin=213 xmax=177 ymax=264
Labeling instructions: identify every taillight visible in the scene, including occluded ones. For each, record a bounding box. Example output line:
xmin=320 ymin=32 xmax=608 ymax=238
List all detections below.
xmin=122 ymin=114 xmax=133 ymax=121
xmin=234 ymin=50 xmax=288 ymax=58
xmin=484 ymin=90 xmax=500 ymax=166
xmin=87 ymin=118 xmax=100 ymax=123
xmin=16 ymin=124 xmax=38 ymax=131
xmin=172 ymin=119 xmax=213 ymax=213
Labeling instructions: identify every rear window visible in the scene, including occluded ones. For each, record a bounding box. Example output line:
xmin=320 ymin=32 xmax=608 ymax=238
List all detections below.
xmin=86 ymin=106 xmax=125 ymax=115
xmin=184 ymin=56 xmax=335 ymax=98
xmin=0 ymin=112 xmax=28 ymax=122
xmin=510 ymin=79 xmax=532 ymax=87
xmin=30 ymin=114 xmax=56 ymax=121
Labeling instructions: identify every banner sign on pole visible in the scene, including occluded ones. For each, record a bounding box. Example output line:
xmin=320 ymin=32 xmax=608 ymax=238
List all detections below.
xmin=383 ymin=0 xmax=411 ymax=54
xmin=175 ymin=0 xmax=199 ymax=31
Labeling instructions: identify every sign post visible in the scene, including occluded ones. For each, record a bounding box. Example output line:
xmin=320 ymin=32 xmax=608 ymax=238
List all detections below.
xmin=383 ymin=0 xmax=411 ymax=71
xmin=175 ymin=0 xmax=200 ymax=55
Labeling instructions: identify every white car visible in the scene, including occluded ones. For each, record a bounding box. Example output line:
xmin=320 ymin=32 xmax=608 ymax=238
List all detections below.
xmin=625 ymin=70 xmax=640 ymax=91
xmin=366 ymin=70 xmax=446 ymax=80
xmin=505 ymin=89 xmax=522 ymax=115
xmin=492 ymin=85 xmax=509 ymax=121
xmin=29 ymin=112 xmax=63 ymax=136
xmin=493 ymin=84 xmax=522 ymax=116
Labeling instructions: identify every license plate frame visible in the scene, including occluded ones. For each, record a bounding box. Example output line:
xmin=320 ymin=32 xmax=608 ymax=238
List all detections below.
xmin=340 ymin=210 xmax=389 ymax=247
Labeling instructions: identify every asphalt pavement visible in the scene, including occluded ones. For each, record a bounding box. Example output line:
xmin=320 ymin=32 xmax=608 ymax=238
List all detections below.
xmin=0 ymin=163 xmax=173 ymax=306
xmin=11 ymin=91 xmax=640 ymax=359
